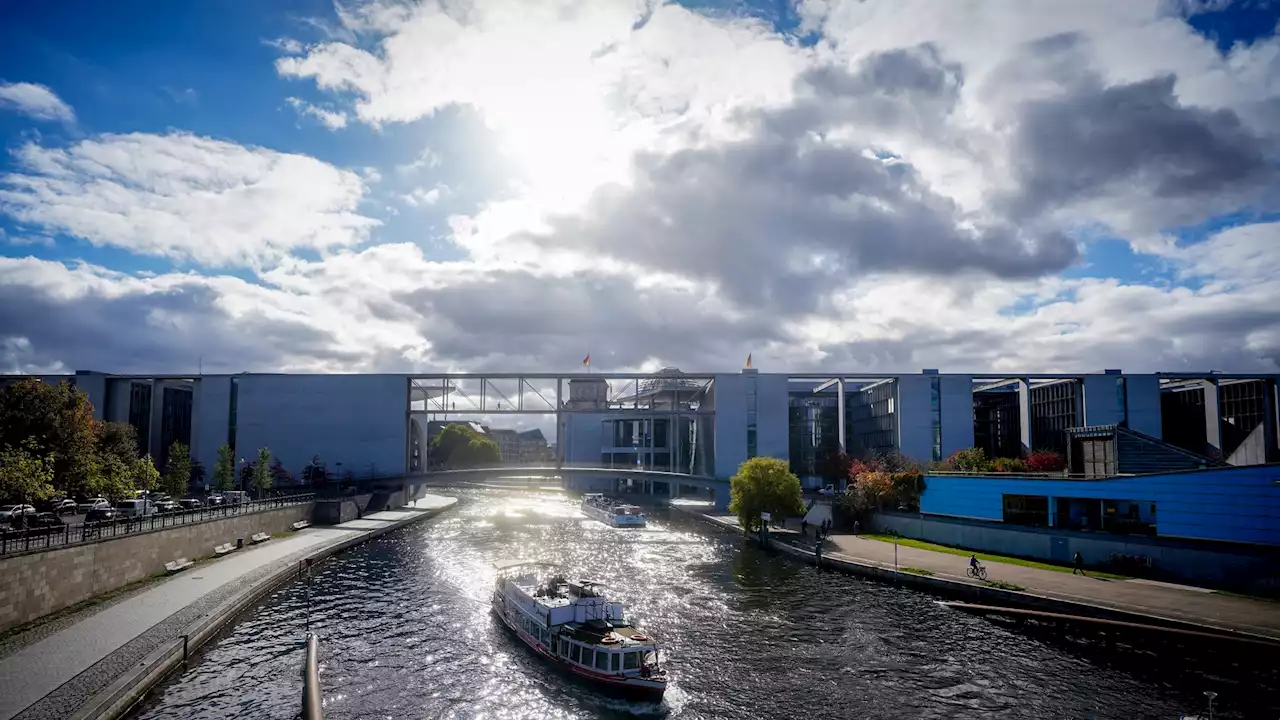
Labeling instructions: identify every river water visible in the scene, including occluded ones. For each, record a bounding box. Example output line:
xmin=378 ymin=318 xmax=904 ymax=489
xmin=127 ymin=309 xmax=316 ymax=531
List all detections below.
xmin=131 ymin=489 xmax=1276 ymax=719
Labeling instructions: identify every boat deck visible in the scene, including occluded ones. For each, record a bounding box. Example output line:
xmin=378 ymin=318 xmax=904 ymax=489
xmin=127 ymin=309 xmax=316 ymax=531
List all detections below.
xmin=564 ymin=621 xmax=652 ymax=648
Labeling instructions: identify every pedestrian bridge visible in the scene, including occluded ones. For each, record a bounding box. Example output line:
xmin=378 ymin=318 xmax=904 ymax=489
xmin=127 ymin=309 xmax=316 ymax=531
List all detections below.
xmin=411 ymin=465 xmax=731 ymax=508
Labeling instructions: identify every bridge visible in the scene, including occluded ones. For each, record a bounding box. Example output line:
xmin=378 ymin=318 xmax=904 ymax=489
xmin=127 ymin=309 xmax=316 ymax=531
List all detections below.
xmin=406 ymin=465 xmax=732 ymax=509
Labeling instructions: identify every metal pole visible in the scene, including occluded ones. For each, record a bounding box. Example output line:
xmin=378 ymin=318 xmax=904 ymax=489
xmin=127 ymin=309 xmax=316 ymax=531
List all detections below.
xmin=302 ymin=632 xmax=323 ymax=720
xmin=894 ymin=531 xmax=899 ymax=571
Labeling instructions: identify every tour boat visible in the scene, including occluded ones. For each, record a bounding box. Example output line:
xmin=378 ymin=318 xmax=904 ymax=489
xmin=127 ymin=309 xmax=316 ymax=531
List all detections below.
xmin=580 ymin=493 xmax=647 ymax=528
xmin=492 ymin=562 xmax=668 ymax=699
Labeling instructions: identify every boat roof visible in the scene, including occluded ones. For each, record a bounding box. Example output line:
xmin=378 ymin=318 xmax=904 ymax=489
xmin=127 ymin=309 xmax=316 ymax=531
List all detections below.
xmin=493 ymin=560 xmax=563 ymax=572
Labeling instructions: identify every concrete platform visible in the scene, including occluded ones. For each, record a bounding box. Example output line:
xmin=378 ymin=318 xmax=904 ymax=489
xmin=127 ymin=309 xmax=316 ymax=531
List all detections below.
xmin=0 ymin=494 xmax=457 ymax=720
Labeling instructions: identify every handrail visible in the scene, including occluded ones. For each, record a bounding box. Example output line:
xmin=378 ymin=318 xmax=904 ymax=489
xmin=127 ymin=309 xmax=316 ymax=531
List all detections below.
xmin=302 ymin=632 xmax=324 ymax=720
xmin=0 ymin=493 xmax=315 ymax=557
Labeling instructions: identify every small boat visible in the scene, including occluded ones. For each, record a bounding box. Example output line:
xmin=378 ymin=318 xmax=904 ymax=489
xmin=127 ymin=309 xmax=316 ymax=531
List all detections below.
xmin=581 ymin=493 xmax=647 ymax=528
xmin=492 ymin=562 xmax=668 ymax=699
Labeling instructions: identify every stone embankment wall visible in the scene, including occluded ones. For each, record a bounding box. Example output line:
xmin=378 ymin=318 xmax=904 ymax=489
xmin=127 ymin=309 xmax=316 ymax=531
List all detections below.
xmin=0 ymin=504 xmax=312 ymax=633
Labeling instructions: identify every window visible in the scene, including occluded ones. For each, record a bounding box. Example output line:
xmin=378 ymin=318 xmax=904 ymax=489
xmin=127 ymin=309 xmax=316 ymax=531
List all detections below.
xmin=581 ymin=648 xmax=594 ymax=667
xmin=570 ymin=643 xmax=581 ymax=663
xmin=611 ymin=653 xmax=620 ymax=672
xmin=930 ymin=376 xmax=943 ymax=462
xmin=1002 ymin=494 xmax=1050 ymax=527
xmin=624 ymin=652 xmax=640 ymax=670
xmin=747 ymin=425 xmax=757 ymax=458
xmin=559 ymin=638 xmax=569 ymax=656
xmin=595 ymin=650 xmax=609 ymax=670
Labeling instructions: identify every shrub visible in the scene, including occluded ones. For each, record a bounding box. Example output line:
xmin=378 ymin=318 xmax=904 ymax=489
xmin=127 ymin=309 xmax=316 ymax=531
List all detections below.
xmin=946 ymin=447 xmax=991 ymax=472
xmin=991 ymin=457 xmax=1027 ymax=473
xmin=1025 ymin=450 xmax=1066 ymax=472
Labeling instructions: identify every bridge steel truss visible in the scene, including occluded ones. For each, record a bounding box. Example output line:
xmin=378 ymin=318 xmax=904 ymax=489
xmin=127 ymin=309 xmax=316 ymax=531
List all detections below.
xmin=405 ymin=372 xmax=717 ymax=474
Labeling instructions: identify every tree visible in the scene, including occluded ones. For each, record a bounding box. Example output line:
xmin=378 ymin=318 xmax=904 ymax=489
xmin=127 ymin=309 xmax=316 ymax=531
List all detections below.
xmin=449 ymin=436 xmax=501 ymax=468
xmin=0 ymin=440 xmax=57 ymax=505
xmin=0 ymin=379 xmax=101 ymax=498
xmin=96 ymin=452 xmax=134 ymax=501
xmin=269 ymin=457 xmax=293 ymax=487
xmin=133 ymin=455 xmax=160 ymax=494
xmin=303 ymin=455 xmax=328 ymax=486
xmin=1025 ymin=450 xmax=1066 ymax=472
xmin=253 ymin=447 xmax=273 ymax=496
xmin=729 ymin=457 xmax=805 ymax=532
xmin=190 ymin=460 xmax=206 ymax=489
xmin=164 ymin=442 xmax=192 ymax=498
xmin=212 ymin=444 xmax=234 ymax=493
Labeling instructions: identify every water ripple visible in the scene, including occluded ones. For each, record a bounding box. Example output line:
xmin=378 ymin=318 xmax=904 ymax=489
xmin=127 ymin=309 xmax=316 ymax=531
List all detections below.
xmin=131 ymin=490 xmax=1278 ymax=720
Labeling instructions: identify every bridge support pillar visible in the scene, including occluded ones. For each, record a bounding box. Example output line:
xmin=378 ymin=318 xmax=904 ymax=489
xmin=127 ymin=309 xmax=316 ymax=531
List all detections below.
xmin=714 ymin=488 xmax=731 ymax=512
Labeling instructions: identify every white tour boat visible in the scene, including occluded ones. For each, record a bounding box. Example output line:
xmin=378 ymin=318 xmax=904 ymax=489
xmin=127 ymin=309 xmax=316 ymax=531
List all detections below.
xmin=492 ymin=562 xmax=668 ymax=699
xmin=581 ymin=493 xmax=647 ymax=528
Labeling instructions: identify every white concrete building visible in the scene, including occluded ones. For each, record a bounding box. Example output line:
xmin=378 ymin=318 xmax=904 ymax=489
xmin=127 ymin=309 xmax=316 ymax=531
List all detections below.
xmin=3 ymin=368 xmax=1276 ymax=492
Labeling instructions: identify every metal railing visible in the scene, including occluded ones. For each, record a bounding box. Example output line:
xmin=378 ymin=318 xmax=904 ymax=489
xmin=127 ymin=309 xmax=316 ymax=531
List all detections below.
xmin=0 ymin=493 xmax=315 ymax=557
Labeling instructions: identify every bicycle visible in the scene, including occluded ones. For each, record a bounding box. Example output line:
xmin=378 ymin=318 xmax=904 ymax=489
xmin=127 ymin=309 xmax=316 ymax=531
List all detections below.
xmin=966 ymin=564 xmax=988 ymax=581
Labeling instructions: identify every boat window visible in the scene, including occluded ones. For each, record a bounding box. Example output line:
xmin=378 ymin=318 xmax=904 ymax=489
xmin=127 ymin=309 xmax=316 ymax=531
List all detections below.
xmin=595 ymin=650 xmax=609 ymax=671
xmin=559 ymin=638 xmax=568 ymax=656
xmin=570 ymin=643 xmax=581 ymax=663
xmin=624 ymin=651 xmax=640 ymax=670
xmin=610 ymin=653 xmax=620 ymax=672
xmin=581 ymin=648 xmax=594 ymax=667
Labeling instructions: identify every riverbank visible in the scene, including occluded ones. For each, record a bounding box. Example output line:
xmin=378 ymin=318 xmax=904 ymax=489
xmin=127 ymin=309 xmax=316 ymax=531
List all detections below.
xmin=0 ymin=494 xmax=458 ymax=720
xmin=674 ymin=505 xmax=1280 ymax=645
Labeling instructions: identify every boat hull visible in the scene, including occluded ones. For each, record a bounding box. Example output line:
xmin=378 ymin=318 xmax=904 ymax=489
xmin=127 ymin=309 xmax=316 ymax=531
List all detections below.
xmin=491 ymin=592 xmax=666 ymax=700
xmin=581 ymin=503 xmax=647 ymax=528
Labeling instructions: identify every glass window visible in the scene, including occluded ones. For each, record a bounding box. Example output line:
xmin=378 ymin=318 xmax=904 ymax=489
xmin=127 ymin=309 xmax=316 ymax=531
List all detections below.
xmin=581 ymin=648 xmax=594 ymax=667
xmin=559 ymin=638 xmax=568 ymax=656
xmin=595 ymin=650 xmax=609 ymax=670
xmin=610 ymin=653 xmax=620 ymax=672
xmin=570 ymin=643 xmax=581 ymax=663
xmin=624 ymin=651 xmax=640 ymax=670
xmin=747 ymin=425 xmax=757 ymax=458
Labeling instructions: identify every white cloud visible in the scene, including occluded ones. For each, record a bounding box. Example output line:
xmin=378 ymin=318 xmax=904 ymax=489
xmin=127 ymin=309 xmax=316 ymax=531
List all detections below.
xmin=402 ymin=185 xmax=446 ymax=207
xmin=264 ymin=37 xmax=305 ymax=54
xmin=285 ymin=96 xmax=349 ymax=129
xmin=0 ymin=81 xmax=75 ymax=122
xmin=0 ymin=132 xmax=379 ymax=267
xmin=4 ymin=0 xmax=1280 ymax=378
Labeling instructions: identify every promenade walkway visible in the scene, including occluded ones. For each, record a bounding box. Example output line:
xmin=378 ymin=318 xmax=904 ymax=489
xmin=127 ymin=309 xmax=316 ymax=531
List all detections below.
xmin=0 ymin=495 xmax=456 ymax=720
xmin=703 ymin=513 xmax=1280 ymax=642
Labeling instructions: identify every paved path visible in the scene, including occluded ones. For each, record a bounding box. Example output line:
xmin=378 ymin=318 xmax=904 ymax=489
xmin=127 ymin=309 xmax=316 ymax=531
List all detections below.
xmin=706 ymin=513 xmax=1280 ymax=641
xmin=0 ymin=496 xmax=456 ymax=720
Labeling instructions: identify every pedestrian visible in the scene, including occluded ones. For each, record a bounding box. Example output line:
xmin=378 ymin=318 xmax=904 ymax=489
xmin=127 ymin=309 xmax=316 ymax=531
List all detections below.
xmin=1073 ymin=551 xmax=1086 ymax=576
xmin=801 ymin=519 xmax=808 ymax=538
xmin=853 ymin=519 xmax=861 ymax=535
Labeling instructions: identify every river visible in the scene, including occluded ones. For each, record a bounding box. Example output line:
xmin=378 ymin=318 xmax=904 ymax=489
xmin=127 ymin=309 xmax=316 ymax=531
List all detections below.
xmin=130 ymin=489 xmax=1276 ymax=719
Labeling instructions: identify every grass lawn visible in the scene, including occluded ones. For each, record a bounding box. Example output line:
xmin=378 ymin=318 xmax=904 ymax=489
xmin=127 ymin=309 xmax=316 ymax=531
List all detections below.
xmin=860 ymin=533 xmax=1130 ymax=581
xmin=899 ymin=567 xmax=934 ymax=576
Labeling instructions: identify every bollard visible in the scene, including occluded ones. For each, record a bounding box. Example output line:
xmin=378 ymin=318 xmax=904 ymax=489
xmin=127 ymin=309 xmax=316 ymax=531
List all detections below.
xmin=301 ymin=632 xmax=324 ymax=720
xmin=183 ymin=634 xmax=189 ymax=665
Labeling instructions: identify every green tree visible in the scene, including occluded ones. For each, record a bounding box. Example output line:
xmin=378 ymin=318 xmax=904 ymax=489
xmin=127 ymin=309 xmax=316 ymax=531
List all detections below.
xmin=0 ymin=440 xmax=57 ymax=505
xmin=729 ymin=456 xmax=805 ymax=532
xmin=133 ymin=455 xmax=160 ymax=494
xmin=0 ymin=379 xmax=102 ymax=498
xmin=449 ymin=436 xmax=501 ymax=468
xmin=212 ymin=444 xmax=234 ymax=493
xmin=252 ymin=447 xmax=273 ymax=496
xmin=96 ymin=452 xmax=134 ymax=501
xmin=164 ymin=442 xmax=192 ymax=498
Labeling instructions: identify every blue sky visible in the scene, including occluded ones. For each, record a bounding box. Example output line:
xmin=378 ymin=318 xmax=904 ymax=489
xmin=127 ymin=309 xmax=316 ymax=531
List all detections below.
xmin=1 ymin=0 xmax=1279 ymax=377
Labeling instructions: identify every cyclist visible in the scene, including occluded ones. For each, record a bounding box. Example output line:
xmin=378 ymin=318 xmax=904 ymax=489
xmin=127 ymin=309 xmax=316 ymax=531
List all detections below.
xmin=969 ymin=554 xmax=983 ymax=575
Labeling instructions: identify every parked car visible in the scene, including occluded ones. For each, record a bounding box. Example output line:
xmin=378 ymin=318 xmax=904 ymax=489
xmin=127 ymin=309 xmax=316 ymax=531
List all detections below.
xmin=0 ymin=505 xmax=37 ymax=524
xmin=77 ymin=498 xmax=110 ymax=514
xmin=19 ymin=512 xmax=67 ymax=535
xmin=85 ymin=507 xmax=119 ymax=523
xmin=818 ymin=484 xmax=837 ymax=496
xmin=53 ymin=499 xmax=79 ymax=516
xmin=205 ymin=494 xmax=226 ymax=506
xmin=179 ymin=498 xmax=203 ymax=510
xmin=114 ymin=499 xmax=156 ymax=518
xmin=221 ymin=491 xmax=250 ymax=505
xmin=155 ymin=500 xmax=181 ymax=514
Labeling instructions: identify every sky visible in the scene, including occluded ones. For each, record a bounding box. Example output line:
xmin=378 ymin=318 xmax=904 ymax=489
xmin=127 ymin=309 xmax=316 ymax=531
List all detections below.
xmin=2 ymin=0 xmax=1280 ymax=384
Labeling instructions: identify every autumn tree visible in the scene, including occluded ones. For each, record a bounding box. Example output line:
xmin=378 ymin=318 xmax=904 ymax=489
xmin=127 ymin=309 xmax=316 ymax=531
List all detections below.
xmin=212 ymin=444 xmax=234 ymax=493
xmin=0 ymin=379 xmax=101 ymax=497
xmin=729 ymin=456 xmax=805 ymax=532
xmin=164 ymin=442 xmax=192 ymax=498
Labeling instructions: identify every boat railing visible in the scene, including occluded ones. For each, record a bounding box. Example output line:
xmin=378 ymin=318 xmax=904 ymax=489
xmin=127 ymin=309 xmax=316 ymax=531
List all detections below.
xmin=301 ymin=632 xmax=323 ymax=720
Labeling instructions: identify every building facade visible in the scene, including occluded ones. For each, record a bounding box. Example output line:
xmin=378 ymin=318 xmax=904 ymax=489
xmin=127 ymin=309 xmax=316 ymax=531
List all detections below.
xmin=4 ymin=368 xmax=1278 ymax=492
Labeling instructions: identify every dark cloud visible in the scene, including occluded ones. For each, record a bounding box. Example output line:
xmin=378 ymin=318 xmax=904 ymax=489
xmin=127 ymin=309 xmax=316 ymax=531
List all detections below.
xmin=398 ymin=269 xmax=784 ymax=371
xmin=519 ymin=45 xmax=1077 ymax=315
xmin=993 ymin=34 xmax=1279 ymax=227
xmin=0 ymin=268 xmax=354 ymax=374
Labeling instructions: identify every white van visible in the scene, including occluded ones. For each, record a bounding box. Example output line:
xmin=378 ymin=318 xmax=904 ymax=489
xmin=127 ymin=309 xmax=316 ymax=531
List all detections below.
xmin=221 ymin=491 xmax=250 ymax=505
xmin=114 ymin=498 xmax=156 ymax=518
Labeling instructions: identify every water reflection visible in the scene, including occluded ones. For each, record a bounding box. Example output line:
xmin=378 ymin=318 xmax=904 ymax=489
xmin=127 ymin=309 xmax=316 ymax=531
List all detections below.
xmin=131 ymin=489 xmax=1275 ymax=720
